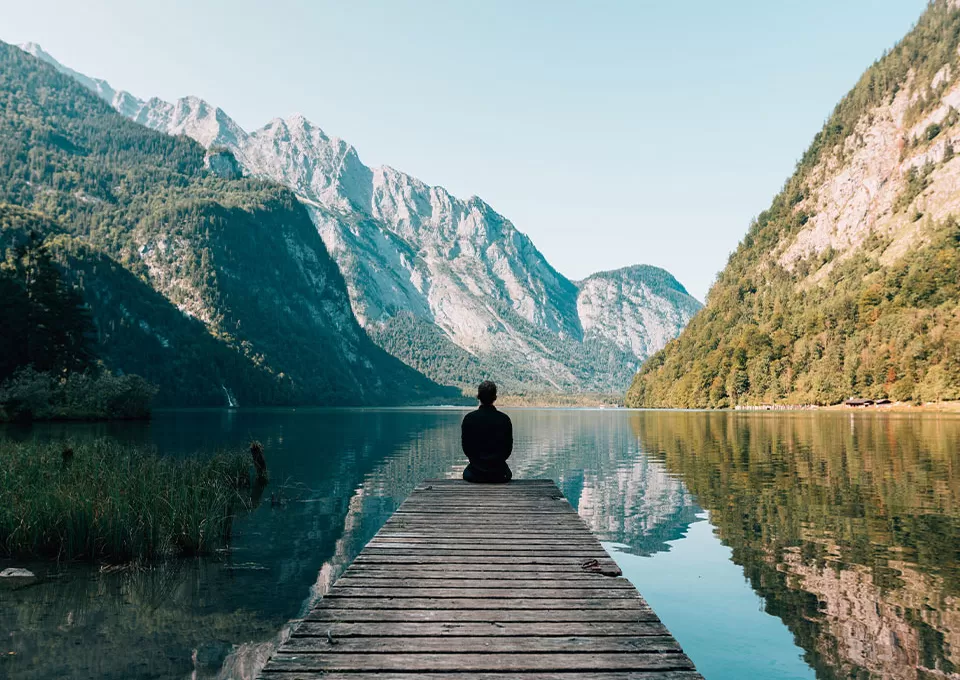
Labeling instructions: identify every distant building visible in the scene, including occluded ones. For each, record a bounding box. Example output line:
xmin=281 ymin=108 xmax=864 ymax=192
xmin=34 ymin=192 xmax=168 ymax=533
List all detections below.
xmin=844 ymin=398 xmax=874 ymax=407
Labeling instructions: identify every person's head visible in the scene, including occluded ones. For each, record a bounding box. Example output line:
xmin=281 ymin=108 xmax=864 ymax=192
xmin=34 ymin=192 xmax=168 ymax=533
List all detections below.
xmin=477 ymin=380 xmax=497 ymax=406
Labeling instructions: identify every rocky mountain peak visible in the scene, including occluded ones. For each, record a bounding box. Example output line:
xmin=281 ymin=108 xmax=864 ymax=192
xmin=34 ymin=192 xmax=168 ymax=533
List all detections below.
xmin=577 ymin=265 xmax=703 ymax=364
xmin=131 ymin=96 xmax=245 ymax=149
xmin=247 ymin=114 xmax=369 ymax=211
xmin=24 ymin=41 xmax=702 ymax=394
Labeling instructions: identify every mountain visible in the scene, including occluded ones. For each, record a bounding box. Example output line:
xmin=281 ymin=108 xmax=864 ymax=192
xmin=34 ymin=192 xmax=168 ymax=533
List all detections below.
xmin=0 ymin=41 xmax=453 ymax=406
xmin=577 ymin=266 xmax=703 ymax=362
xmin=628 ymin=0 xmax=960 ymax=408
xmin=20 ymin=42 xmax=703 ymax=394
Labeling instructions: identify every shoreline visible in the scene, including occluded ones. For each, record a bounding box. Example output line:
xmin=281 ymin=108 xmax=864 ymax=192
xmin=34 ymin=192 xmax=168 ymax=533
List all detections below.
xmin=733 ymin=400 xmax=960 ymax=413
xmin=5 ymin=400 xmax=960 ymax=420
xmin=823 ymin=401 xmax=960 ymax=413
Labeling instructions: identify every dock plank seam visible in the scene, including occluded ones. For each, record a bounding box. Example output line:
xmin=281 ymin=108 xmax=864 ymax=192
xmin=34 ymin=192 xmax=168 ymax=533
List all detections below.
xmin=258 ymin=479 xmax=701 ymax=679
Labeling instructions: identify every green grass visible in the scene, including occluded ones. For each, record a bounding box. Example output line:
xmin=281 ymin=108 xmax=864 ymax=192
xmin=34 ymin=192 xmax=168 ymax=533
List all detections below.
xmin=0 ymin=439 xmax=251 ymax=561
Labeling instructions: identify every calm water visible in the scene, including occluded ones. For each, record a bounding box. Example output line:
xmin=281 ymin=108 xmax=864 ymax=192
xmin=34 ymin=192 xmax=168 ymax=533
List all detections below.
xmin=2 ymin=409 xmax=959 ymax=680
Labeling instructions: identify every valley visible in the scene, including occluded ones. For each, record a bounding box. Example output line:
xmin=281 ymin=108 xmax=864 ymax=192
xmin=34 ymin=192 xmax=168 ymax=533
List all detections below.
xmin=18 ymin=41 xmax=701 ymax=397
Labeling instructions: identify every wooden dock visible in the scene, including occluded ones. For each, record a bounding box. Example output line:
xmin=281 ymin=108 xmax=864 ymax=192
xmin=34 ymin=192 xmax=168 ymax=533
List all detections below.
xmin=259 ymin=479 xmax=701 ymax=679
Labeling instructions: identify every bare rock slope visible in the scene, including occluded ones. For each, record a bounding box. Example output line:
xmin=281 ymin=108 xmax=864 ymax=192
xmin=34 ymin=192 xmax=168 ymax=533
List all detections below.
xmin=21 ymin=42 xmax=702 ymax=393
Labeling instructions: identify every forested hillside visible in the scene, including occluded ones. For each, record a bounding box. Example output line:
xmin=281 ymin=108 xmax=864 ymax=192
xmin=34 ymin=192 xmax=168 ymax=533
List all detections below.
xmin=21 ymin=42 xmax=703 ymax=396
xmin=0 ymin=41 xmax=452 ymax=406
xmin=628 ymin=0 xmax=960 ymax=408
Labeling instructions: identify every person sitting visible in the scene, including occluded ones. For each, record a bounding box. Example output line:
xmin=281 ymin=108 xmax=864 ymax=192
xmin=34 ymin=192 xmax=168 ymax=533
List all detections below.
xmin=461 ymin=380 xmax=513 ymax=483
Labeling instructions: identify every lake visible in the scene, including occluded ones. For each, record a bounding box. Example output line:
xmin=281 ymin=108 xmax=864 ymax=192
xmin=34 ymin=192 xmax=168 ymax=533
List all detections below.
xmin=2 ymin=408 xmax=959 ymax=679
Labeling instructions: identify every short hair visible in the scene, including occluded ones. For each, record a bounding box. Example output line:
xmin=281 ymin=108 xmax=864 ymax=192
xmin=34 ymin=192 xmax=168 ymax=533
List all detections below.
xmin=477 ymin=380 xmax=497 ymax=405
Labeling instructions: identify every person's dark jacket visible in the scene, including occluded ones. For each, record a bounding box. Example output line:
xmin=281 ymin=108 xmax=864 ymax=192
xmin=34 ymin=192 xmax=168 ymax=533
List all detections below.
xmin=461 ymin=405 xmax=513 ymax=482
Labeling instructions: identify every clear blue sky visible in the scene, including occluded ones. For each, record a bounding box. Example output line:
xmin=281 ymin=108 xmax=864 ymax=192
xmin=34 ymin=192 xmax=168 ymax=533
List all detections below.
xmin=3 ymin=0 xmax=929 ymax=300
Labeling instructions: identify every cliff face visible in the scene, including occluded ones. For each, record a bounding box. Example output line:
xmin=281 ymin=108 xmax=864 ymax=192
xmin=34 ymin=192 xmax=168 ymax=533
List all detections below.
xmin=577 ymin=266 xmax=704 ymax=363
xmin=21 ymin=42 xmax=702 ymax=394
xmin=628 ymin=0 xmax=960 ymax=407
xmin=0 ymin=41 xmax=451 ymax=406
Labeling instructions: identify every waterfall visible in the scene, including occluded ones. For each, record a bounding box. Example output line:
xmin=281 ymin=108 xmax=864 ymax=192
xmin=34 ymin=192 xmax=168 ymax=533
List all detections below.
xmin=221 ymin=384 xmax=239 ymax=409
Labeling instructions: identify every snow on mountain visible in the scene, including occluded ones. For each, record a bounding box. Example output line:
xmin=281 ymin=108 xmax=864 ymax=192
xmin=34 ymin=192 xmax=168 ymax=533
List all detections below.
xmin=23 ymin=42 xmax=702 ymax=393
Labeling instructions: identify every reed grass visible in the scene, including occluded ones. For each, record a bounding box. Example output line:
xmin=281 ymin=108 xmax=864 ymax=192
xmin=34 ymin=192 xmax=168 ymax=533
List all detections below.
xmin=0 ymin=439 xmax=250 ymax=560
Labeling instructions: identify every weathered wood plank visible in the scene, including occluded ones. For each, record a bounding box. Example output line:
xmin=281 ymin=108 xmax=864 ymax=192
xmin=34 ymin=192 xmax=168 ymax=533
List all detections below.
xmin=373 ymin=534 xmax=597 ymax=541
xmin=365 ymin=545 xmax=605 ymax=552
xmin=383 ymin=518 xmax=588 ymax=524
xmin=399 ymin=498 xmax=570 ymax=503
xmin=402 ymin=498 xmax=568 ymax=502
xmin=261 ymin=673 xmax=704 ymax=680
xmin=361 ymin=546 xmax=610 ymax=555
xmin=420 ymin=479 xmax=557 ymax=483
xmin=326 ymin=587 xmax=641 ymax=599
xmin=258 ymin=480 xmax=697 ymax=679
xmin=400 ymin=500 xmax=572 ymax=504
xmin=368 ymin=537 xmax=602 ymax=546
xmin=282 ymin=635 xmax=682 ymax=653
xmin=333 ymin=577 xmax=635 ymax=589
xmin=341 ymin=571 xmax=622 ymax=582
xmin=411 ymin=492 xmax=560 ymax=496
xmin=394 ymin=512 xmax=578 ymax=516
xmin=361 ymin=547 xmax=610 ymax=554
xmin=348 ymin=560 xmax=613 ymax=578
xmin=403 ymin=497 xmax=569 ymax=502
xmin=379 ymin=520 xmax=582 ymax=527
xmin=338 ymin=575 xmax=621 ymax=584
xmin=409 ymin=492 xmax=563 ymax=497
xmin=407 ymin=488 xmax=562 ymax=492
xmin=374 ymin=530 xmax=593 ymax=537
xmin=352 ymin=555 xmax=621 ymax=565
xmin=381 ymin=522 xmax=589 ymax=528
xmin=393 ymin=509 xmax=578 ymax=516
xmin=304 ymin=609 xmax=659 ymax=623
xmin=407 ymin=494 xmax=566 ymax=499
xmin=386 ymin=519 xmax=585 ymax=523
xmin=262 ymin=652 xmax=696 ymax=672
xmin=357 ymin=554 xmax=612 ymax=561
xmin=398 ymin=492 xmax=565 ymax=497
xmin=378 ymin=527 xmax=592 ymax=532
xmin=380 ymin=524 xmax=590 ymax=531
xmin=292 ymin=621 xmax=670 ymax=637
xmin=315 ymin=597 xmax=648 ymax=610
xmin=365 ymin=538 xmax=605 ymax=547
xmin=393 ymin=512 xmax=580 ymax=517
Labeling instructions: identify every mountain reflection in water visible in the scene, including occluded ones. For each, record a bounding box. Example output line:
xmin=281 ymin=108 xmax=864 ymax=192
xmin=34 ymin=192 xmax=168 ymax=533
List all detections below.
xmin=633 ymin=411 xmax=960 ymax=680
xmin=1 ymin=409 xmax=958 ymax=679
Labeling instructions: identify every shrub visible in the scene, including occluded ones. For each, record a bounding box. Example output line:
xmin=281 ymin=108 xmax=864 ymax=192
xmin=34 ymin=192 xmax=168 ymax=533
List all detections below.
xmin=0 ymin=367 xmax=157 ymax=421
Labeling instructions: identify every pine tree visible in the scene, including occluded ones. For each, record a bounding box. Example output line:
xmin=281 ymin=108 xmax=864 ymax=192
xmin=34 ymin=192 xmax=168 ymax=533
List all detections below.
xmin=2 ymin=230 xmax=94 ymax=379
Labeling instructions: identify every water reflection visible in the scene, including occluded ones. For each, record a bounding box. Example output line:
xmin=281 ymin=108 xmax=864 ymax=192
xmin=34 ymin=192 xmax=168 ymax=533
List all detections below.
xmin=1 ymin=410 xmax=463 ymax=680
xmin=632 ymin=411 xmax=960 ymax=679
xmin=3 ymin=409 xmax=957 ymax=679
xmin=1 ymin=408 xmax=701 ymax=679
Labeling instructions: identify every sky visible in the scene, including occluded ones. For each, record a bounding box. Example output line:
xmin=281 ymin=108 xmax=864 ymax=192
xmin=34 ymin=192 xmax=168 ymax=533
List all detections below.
xmin=2 ymin=0 xmax=930 ymax=301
